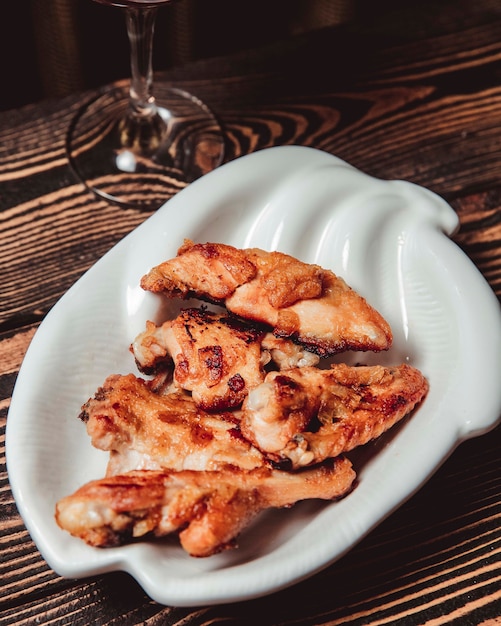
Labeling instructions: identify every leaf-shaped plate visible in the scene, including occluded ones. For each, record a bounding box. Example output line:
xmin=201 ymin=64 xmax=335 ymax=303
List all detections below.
xmin=6 ymin=146 xmax=501 ymax=606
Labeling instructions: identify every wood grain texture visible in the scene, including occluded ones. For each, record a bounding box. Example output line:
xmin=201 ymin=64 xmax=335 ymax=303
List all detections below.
xmin=1 ymin=0 xmax=500 ymax=623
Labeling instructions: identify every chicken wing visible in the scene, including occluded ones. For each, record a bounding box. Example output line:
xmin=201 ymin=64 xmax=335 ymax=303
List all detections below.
xmin=131 ymin=307 xmax=320 ymax=411
xmin=241 ymin=363 xmax=428 ymax=468
xmin=140 ymin=240 xmax=393 ymax=356
xmin=131 ymin=308 xmax=268 ymax=411
xmin=55 ymin=457 xmax=356 ymax=557
xmin=80 ymin=373 xmax=266 ymax=474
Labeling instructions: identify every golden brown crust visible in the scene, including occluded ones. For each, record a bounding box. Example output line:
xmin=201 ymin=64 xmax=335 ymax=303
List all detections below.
xmin=81 ymin=373 xmax=266 ymax=474
xmin=247 ymin=248 xmax=324 ymax=308
xmin=241 ymin=363 xmax=429 ymax=468
xmin=140 ymin=240 xmax=257 ymax=301
xmin=140 ymin=242 xmax=393 ymax=356
xmin=55 ymin=459 xmax=356 ymax=557
xmin=55 ymin=241 xmax=429 ymax=557
xmin=160 ymin=308 xmax=266 ymax=410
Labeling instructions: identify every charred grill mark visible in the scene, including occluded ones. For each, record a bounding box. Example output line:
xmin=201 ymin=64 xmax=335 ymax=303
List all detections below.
xmin=382 ymin=394 xmax=408 ymax=415
xmin=228 ymin=373 xmax=245 ymax=392
xmin=199 ymin=345 xmax=224 ymax=382
xmin=184 ymin=322 xmax=195 ymax=342
xmin=79 ymin=388 xmax=109 ymax=422
xmin=220 ymin=316 xmax=265 ymax=343
xmin=94 ymin=388 xmax=107 ymax=401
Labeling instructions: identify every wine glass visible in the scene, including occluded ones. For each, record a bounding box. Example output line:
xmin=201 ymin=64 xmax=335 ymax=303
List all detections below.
xmin=67 ymin=0 xmax=225 ymax=211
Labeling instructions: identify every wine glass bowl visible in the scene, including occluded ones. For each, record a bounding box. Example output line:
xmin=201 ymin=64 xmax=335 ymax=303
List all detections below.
xmin=67 ymin=0 xmax=225 ymax=211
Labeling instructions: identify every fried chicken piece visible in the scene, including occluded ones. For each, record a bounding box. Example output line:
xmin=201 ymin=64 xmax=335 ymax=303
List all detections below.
xmin=131 ymin=308 xmax=320 ymax=410
xmin=131 ymin=308 xmax=267 ymax=411
xmin=140 ymin=240 xmax=392 ymax=356
xmin=80 ymin=373 xmax=266 ymax=474
xmin=241 ymin=363 xmax=428 ymax=468
xmin=225 ymin=248 xmax=392 ymax=356
xmin=55 ymin=457 xmax=356 ymax=556
xmin=141 ymin=239 xmax=257 ymax=300
xmin=132 ymin=312 xmax=320 ymax=375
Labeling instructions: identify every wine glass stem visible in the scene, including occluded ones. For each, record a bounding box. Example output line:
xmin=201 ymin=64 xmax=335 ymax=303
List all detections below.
xmin=125 ymin=7 xmax=158 ymax=118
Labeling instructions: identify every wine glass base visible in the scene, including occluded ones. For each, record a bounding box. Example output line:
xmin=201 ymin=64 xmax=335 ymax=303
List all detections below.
xmin=67 ymin=84 xmax=225 ymax=211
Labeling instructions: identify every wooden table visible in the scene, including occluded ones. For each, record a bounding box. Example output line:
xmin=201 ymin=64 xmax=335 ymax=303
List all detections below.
xmin=1 ymin=0 xmax=500 ymax=623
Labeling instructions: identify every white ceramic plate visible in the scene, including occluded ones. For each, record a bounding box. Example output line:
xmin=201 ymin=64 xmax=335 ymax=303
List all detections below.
xmin=7 ymin=146 xmax=501 ymax=607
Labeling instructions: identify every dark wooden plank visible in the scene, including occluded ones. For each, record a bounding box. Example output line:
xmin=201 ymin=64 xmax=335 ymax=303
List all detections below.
xmin=0 ymin=190 xmax=154 ymax=331
xmin=452 ymin=191 xmax=501 ymax=298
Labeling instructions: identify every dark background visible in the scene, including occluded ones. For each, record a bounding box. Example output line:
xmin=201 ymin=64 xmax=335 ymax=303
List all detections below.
xmin=0 ymin=0 xmax=401 ymax=112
